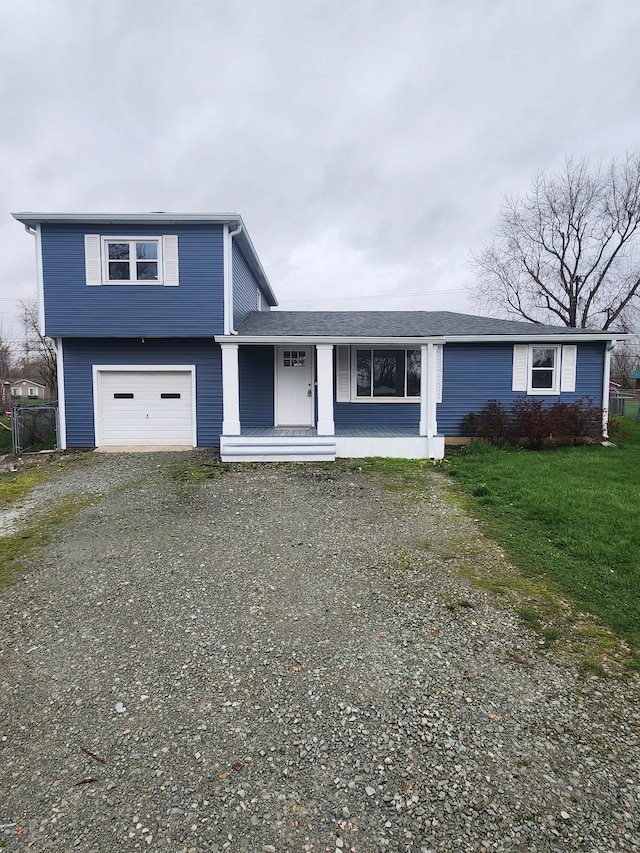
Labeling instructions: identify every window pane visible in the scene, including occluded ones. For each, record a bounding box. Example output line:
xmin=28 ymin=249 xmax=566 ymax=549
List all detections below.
xmin=407 ymin=349 xmax=421 ymax=396
xmin=108 ymin=243 xmax=129 ymax=260
xmin=136 ymin=261 xmax=158 ymax=280
xmin=531 ymin=369 xmax=554 ymax=389
xmin=356 ymin=350 xmax=372 ymax=396
xmin=532 ymin=348 xmax=555 ymax=368
xmin=136 ymin=241 xmax=158 ymax=260
xmin=373 ymin=350 xmax=404 ymax=396
xmin=108 ymin=261 xmax=130 ymax=280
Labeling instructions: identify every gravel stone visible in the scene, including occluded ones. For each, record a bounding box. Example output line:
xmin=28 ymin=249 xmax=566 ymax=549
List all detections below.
xmin=0 ymin=451 xmax=638 ymax=852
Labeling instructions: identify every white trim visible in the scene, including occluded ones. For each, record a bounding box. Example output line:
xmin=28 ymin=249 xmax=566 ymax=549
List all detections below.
xmin=92 ymin=365 xmax=197 ymax=448
xmin=221 ymin=343 xmax=240 ymax=435
xmin=349 ymin=346 xmax=421 ymax=402
xmin=560 ymin=345 xmax=577 ymax=393
xmin=602 ymin=341 xmax=616 ymax=438
xmin=100 ymin=236 xmax=164 ymax=285
xmin=315 ymin=344 xmax=335 ymax=436
xmin=55 ymin=338 xmax=66 ymax=450
xmin=512 ymin=344 xmax=528 ymax=392
xmin=163 ymin=235 xmax=179 ymax=286
xmin=335 ymin=434 xmax=444 ymax=460
xmin=335 ymin=346 xmax=350 ymax=402
xmin=427 ymin=341 xmax=439 ymax=437
xmin=85 ymin=234 xmax=101 ymax=285
xmin=223 ymin=224 xmax=230 ymax=335
xmin=527 ymin=345 xmax=560 ymax=395
xmin=35 ymin=224 xmax=46 ymax=335
xmin=419 ymin=345 xmax=428 ymax=436
xmin=216 ymin=333 xmax=626 ymax=345
xmin=435 ymin=344 xmax=443 ymax=404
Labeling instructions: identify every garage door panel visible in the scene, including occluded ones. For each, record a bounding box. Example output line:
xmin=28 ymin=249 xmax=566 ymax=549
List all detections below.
xmin=98 ymin=370 xmax=194 ymax=446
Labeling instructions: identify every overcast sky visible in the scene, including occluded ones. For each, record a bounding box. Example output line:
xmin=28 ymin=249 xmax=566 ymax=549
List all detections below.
xmin=2 ymin=0 xmax=639 ymax=344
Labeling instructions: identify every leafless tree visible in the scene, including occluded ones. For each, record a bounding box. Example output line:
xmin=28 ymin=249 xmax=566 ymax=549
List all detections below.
xmin=19 ymin=299 xmax=57 ymax=398
xmin=470 ymin=154 xmax=640 ymax=330
xmin=0 ymin=335 xmax=15 ymax=408
xmin=610 ymin=340 xmax=640 ymax=388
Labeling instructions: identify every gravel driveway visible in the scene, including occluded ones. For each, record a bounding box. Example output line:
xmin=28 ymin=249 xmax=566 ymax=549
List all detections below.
xmin=0 ymin=452 xmax=638 ymax=852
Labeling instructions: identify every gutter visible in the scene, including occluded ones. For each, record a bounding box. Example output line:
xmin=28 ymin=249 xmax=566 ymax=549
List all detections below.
xmin=224 ymin=221 xmax=243 ymax=335
xmin=602 ymin=339 xmax=617 ymax=439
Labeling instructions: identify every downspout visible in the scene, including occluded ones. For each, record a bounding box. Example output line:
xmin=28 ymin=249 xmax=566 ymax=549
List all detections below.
xmin=225 ymin=221 xmax=243 ymax=335
xmin=602 ymin=339 xmax=616 ymax=439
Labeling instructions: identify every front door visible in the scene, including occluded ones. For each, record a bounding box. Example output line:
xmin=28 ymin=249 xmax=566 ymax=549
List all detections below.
xmin=275 ymin=346 xmax=314 ymax=426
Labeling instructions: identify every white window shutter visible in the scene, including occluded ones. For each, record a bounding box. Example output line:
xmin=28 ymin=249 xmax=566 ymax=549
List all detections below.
xmin=561 ymin=345 xmax=577 ymax=392
xmin=84 ymin=234 xmax=101 ymax=285
xmin=512 ymin=344 xmax=528 ymax=391
xmin=435 ymin=345 xmax=443 ymax=403
xmin=336 ymin=346 xmax=350 ymax=402
xmin=163 ymin=235 xmax=179 ymax=286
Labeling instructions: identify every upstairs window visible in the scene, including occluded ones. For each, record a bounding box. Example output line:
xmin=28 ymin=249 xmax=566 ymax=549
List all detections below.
xmin=354 ymin=348 xmax=420 ymax=400
xmin=85 ymin=234 xmax=179 ymax=286
xmin=106 ymin=240 xmax=159 ymax=282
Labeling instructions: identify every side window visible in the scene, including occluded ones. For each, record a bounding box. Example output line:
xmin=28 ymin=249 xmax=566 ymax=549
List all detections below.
xmin=512 ymin=345 xmax=575 ymax=395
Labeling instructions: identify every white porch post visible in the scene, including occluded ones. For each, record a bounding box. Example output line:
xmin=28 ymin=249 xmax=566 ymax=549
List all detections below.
xmin=221 ymin=342 xmax=241 ymax=435
xmin=315 ymin=344 xmax=335 ymax=436
xmin=419 ymin=343 xmax=438 ymax=439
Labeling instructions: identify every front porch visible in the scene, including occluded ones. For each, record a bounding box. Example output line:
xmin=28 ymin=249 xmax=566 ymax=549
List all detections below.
xmin=218 ymin=340 xmax=445 ymax=462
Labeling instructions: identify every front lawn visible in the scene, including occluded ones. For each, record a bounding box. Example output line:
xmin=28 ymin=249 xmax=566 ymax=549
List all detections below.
xmin=446 ymin=418 xmax=640 ymax=665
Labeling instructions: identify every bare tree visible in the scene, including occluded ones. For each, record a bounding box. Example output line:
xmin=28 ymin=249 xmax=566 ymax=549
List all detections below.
xmin=0 ymin=334 xmax=15 ymax=408
xmin=610 ymin=340 xmax=640 ymax=388
xmin=19 ymin=299 xmax=57 ymax=398
xmin=470 ymin=154 xmax=640 ymax=330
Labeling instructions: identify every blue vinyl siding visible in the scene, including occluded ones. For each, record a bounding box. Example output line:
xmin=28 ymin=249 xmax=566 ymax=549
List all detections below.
xmin=334 ymin=402 xmax=420 ymax=429
xmin=232 ymin=242 xmax=267 ymax=327
xmin=62 ymin=338 xmax=222 ymax=447
xmin=41 ymin=224 xmax=225 ymax=337
xmin=239 ymin=346 xmax=274 ymax=427
xmin=438 ymin=342 xmax=605 ymax=436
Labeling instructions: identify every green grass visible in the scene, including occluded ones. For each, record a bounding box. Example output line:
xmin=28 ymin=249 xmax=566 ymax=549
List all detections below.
xmin=445 ymin=419 xmax=640 ymax=664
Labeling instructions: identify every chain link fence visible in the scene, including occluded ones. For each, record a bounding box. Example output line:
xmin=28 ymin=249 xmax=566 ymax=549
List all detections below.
xmin=11 ymin=404 xmax=60 ymax=455
xmin=609 ymin=393 xmax=640 ymax=418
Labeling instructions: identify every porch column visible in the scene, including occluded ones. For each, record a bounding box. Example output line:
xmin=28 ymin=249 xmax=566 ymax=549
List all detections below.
xmin=419 ymin=343 xmax=438 ymax=438
xmin=221 ymin=342 xmax=241 ymax=435
xmin=315 ymin=343 xmax=335 ymax=436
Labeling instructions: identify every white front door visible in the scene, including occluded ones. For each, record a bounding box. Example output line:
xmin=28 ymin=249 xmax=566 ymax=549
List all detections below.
xmin=275 ymin=346 xmax=314 ymax=426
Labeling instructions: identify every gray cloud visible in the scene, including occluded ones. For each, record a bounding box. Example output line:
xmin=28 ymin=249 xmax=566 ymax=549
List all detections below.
xmin=2 ymin=0 xmax=639 ymax=340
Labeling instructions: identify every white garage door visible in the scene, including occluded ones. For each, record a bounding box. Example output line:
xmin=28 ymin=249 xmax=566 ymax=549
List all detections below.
xmin=97 ymin=370 xmax=194 ymax=446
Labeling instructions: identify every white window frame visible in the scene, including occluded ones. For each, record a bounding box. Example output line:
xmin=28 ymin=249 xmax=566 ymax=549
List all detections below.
xmin=101 ymin=237 xmax=163 ymax=284
xmin=85 ymin=234 xmax=179 ymax=286
xmin=28 ymin=387 xmax=39 ymax=397
xmin=527 ymin=345 xmax=560 ymax=394
xmin=513 ymin=344 xmax=577 ymax=395
xmin=256 ymin=290 xmax=262 ymax=310
xmin=12 ymin=387 xmax=22 ymax=397
xmin=350 ymin=346 xmax=421 ymax=403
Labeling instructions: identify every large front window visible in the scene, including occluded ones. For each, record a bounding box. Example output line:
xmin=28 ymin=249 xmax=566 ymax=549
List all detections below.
xmin=355 ymin=349 xmax=420 ymax=399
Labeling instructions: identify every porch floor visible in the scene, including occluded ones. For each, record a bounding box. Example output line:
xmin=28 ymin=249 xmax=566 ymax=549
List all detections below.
xmin=241 ymin=426 xmax=419 ymax=438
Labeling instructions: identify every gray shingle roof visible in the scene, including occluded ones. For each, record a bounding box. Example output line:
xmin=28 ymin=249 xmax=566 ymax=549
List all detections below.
xmin=235 ymin=310 xmax=605 ymax=338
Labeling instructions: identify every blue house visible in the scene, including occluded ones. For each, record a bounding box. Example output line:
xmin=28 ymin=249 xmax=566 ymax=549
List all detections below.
xmin=13 ymin=212 xmax=622 ymax=461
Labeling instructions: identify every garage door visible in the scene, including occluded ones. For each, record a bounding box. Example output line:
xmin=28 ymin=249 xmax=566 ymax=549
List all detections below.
xmin=97 ymin=370 xmax=194 ymax=446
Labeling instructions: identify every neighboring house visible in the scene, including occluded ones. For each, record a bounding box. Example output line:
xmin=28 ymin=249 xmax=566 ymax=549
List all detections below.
xmin=12 ymin=212 xmax=627 ymax=461
xmin=9 ymin=378 xmax=47 ymax=400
